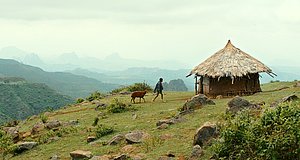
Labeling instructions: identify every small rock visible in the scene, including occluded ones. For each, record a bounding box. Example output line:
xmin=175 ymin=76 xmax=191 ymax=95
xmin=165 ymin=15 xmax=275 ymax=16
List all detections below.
xmin=295 ymin=81 xmax=300 ymax=87
xmin=44 ymin=112 xmax=52 ymax=117
xmin=125 ymin=131 xmax=148 ymax=144
xmin=50 ymin=154 xmax=60 ymax=160
xmin=107 ymin=134 xmax=125 ymax=145
xmin=87 ymin=136 xmax=97 ymax=143
xmin=21 ymin=131 xmax=32 ymax=139
xmin=90 ymin=155 xmax=111 ymax=160
xmin=113 ymin=154 xmax=129 ymax=160
xmin=32 ymin=122 xmax=45 ymax=134
xmin=160 ymin=134 xmax=173 ymax=140
xmin=216 ymin=95 xmax=223 ymax=99
xmin=70 ymin=150 xmax=93 ymax=160
xmin=121 ymin=145 xmax=137 ymax=153
xmin=3 ymin=126 xmax=19 ymax=140
xmin=166 ymin=151 xmax=175 ymax=157
xmin=190 ymin=145 xmax=203 ymax=159
xmin=193 ymin=122 xmax=218 ymax=147
xmin=48 ymin=136 xmax=60 ymax=143
xmin=45 ymin=120 xmax=61 ymax=129
xmin=95 ymin=103 xmax=108 ymax=110
xmin=157 ymin=123 xmax=169 ymax=130
xmin=271 ymin=94 xmax=299 ymax=107
xmin=132 ymin=113 xmax=137 ymax=120
xmin=158 ymin=156 xmax=173 ymax=160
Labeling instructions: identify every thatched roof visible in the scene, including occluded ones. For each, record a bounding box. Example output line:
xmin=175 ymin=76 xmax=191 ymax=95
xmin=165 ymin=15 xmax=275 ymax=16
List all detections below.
xmin=187 ymin=40 xmax=275 ymax=78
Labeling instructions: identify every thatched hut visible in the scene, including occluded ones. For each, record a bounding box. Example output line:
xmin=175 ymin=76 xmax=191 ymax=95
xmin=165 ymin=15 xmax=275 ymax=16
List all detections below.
xmin=187 ymin=40 xmax=275 ymax=97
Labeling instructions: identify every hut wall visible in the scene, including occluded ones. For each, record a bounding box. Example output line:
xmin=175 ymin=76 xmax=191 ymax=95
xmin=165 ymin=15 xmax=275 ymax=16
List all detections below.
xmin=206 ymin=73 xmax=261 ymax=97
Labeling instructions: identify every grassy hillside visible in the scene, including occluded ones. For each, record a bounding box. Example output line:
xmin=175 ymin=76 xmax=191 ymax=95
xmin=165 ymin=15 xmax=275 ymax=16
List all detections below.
xmin=0 ymin=82 xmax=73 ymax=124
xmin=4 ymin=81 xmax=300 ymax=159
xmin=0 ymin=59 xmax=119 ymax=98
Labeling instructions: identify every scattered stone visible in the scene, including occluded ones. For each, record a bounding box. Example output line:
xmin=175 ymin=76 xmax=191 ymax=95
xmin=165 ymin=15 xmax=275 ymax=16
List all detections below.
xmin=125 ymin=131 xmax=147 ymax=144
xmin=131 ymin=153 xmax=146 ymax=160
xmin=32 ymin=122 xmax=45 ymax=134
xmin=44 ymin=111 xmax=52 ymax=117
xmin=120 ymin=91 xmax=131 ymax=95
xmin=113 ymin=154 xmax=129 ymax=160
xmin=158 ymin=156 xmax=173 ymax=160
xmin=29 ymin=115 xmax=38 ymax=121
xmin=90 ymin=155 xmax=112 ymax=160
xmin=64 ymin=119 xmax=79 ymax=126
xmin=182 ymin=94 xmax=215 ymax=111
xmin=21 ymin=131 xmax=32 ymax=139
xmin=48 ymin=136 xmax=60 ymax=143
xmin=166 ymin=151 xmax=175 ymax=157
xmin=50 ymin=154 xmax=60 ymax=160
xmin=14 ymin=141 xmax=38 ymax=154
xmin=3 ymin=126 xmax=19 ymax=140
xmin=193 ymin=122 xmax=218 ymax=147
xmin=216 ymin=95 xmax=223 ymax=99
xmin=95 ymin=103 xmax=108 ymax=110
xmin=70 ymin=150 xmax=93 ymax=160
xmin=157 ymin=123 xmax=169 ymax=130
xmin=132 ymin=113 xmax=137 ymax=120
xmin=271 ymin=94 xmax=299 ymax=107
xmin=190 ymin=145 xmax=203 ymax=159
xmin=45 ymin=120 xmax=61 ymax=129
xmin=107 ymin=134 xmax=125 ymax=145
xmin=160 ymin=134 xmax=173 ymax=140
xmin=226 ymin=96 xmax=258 ymax=114
xmin=87 ymin=136 xmax=97 ymax=143
xmin=156 ymin=116 xmax=185 ymax=127
xmin=121 ymin=145 xmax=137 ymax=154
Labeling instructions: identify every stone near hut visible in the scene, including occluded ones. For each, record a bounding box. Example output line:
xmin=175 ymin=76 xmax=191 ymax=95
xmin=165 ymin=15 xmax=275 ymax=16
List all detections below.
xmin=190 ymin=145 xmax=203 ymax=159
xmin=14 ymin=141 xmax=38 ymax=154
xmin=87 ymin=136 xmax=97 ymax=143
xmin=193 ymin=122 xmax=218 ymax=147
xmin=45 ymin=120 xmax=61 ymax=129
xmin=32 ymin=122 xmax=45 ymax=134
xmin=216 ymin=95 xmax=223 ymax=99
xmin=226 ymin=96 xmax=257 ymax=114
xmin=70 ymin=150 xmax=93 ymax=160
xmin=125 ymin=131 xmax=148 ymax=144
xmin=271 ymin=94 xmax=299 ymax=107
xmin=107 ymin=134 xmax=125 ymax=145
xmin=182 ymin=94 xmax=215 ymax=111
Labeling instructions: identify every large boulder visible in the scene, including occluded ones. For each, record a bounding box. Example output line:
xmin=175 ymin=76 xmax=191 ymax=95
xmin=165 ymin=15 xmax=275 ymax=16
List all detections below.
xmin=193 ymin=122 xmax=218 ymax=147
xmin=226 ymin=96 xmax=257 ymax=114
xmin=125 ymin=131 xmax=148 ymax=144
xmin=182 ymin=94 xmax=215 ymax=111
xmin=70 ymin=150 xmax=93 ymax=160
xmin=190 ymin=145 xmax=203 ymax=159
xmin=14 ymin=141 xmax=38 ymax=154
xmin=45 ymin=120 xmax=61 ymax=129
xmin=270 ymin=94 xmax=299 ymax=107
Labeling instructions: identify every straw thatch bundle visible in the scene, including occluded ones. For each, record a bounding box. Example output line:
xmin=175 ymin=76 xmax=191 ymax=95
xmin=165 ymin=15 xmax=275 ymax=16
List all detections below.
xmin=187 ymin=40 xmax=275 ymax=79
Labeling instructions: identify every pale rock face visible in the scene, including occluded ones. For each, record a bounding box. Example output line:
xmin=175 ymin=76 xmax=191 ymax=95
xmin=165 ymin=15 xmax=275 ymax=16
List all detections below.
xmin=70 ymin=150 xmax=93 ymax=160
xmin=193 ymin=122 xmax=218 ymax=147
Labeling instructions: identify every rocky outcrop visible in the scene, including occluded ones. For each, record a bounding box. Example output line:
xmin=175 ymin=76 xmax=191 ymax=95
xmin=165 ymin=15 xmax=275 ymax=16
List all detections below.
xmin=14 ymin=141 xmax=38 ymax=154
xmin=3 ymin=126 xmax=19 ymax=141
xmin=32 ymin=122 xmax=45 ymax=134
xmin=87 ymin=136 xmax=97 ymax=143
xmin=70 ymin=150 xmax=93 ymax=160
xmin=107 ymin=134 xmax=125 ymax=145
xmin=182 ymin=94 xmax=215 ymax=111
xmin=193 ymin=122 xmax=218 ymax=147
xmin=271 ymin=94 xmax=299 ymax=107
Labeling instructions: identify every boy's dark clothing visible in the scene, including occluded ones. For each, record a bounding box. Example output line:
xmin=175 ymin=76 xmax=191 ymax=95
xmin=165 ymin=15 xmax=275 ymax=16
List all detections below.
xmin=154 ymin=81 xmax=163 ymax=93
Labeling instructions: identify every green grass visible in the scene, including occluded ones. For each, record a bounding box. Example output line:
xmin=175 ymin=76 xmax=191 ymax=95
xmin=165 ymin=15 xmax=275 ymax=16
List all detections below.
xmin=8 ymin=81 xmax=300 ymax=160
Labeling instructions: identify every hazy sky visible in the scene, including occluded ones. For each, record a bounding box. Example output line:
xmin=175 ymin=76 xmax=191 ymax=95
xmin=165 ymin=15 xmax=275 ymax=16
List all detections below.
xmin=0 ymin=0 xmax=299 ymax=68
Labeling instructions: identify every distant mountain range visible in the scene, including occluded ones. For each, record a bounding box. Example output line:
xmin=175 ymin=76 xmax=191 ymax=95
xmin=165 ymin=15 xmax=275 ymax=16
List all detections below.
xmin=0 ymin=78 xmax=73 ymax=124
xmin=0 ymin=59 xmax=119 ymax=98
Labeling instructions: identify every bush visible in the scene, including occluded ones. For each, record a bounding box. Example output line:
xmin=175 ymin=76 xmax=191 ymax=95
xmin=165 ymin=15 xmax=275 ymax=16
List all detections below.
xmin=86 ymin=91 xmax=103 ymax=102
xmin=40 ymin=114 xmax=48 ymax=123
xmin=212 ymin=103 xmax=300 ymax=159
xmin=107 ymin=98 xmax=136 ymax=113
xmin=0 ymin=129 xmax=14 ymax=158
xmin=95 ymin=124 xmax=114 ymax=139
xmin=76 ymin=98 xmax=84 ymax=104
xmin=110 ymin=82 xmax=152 ymax=94
xmin=92 ymin=117 xmax=99 ymax=127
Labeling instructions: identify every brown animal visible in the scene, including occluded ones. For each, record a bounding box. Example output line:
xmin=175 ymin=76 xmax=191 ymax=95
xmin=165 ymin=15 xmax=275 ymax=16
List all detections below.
xmin=131 ymin=91 xmax=147 ymax=103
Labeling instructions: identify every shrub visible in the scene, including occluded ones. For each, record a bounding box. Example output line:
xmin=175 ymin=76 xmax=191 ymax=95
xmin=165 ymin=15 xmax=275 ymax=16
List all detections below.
xmin=212 ymin=103 xmax=300 ymax=159
xmin=86 ymin=91 xmax=103 ymax=102
xmin=40 ymin=114 xmax=48 ymax=123
xmin=0 ymin=129 xmax=14 ymax=158
xmin=92 ymin=117 xmax=99 ymax=127
xmin=107 ymin=98 xmax=136 ymax=113
xmin=76 ymin=98 xmax=84 ymax=104
xmin=110 ymin=82 xmax=152 ymax=94
xmin=95 ymin=124 xmax=114 ymax=139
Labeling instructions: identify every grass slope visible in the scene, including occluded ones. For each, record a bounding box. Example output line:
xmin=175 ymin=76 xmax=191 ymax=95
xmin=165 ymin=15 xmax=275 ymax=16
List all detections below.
xmin=10 ymin=81 xmax=300 ymax=160
xmin=0 ymin=82 xmax=73 ymax=124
